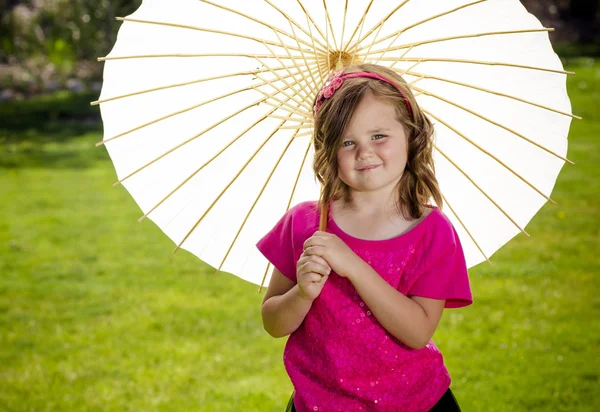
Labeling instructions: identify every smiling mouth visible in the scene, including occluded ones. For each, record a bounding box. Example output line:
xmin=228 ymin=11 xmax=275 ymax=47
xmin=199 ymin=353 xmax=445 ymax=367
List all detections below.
xmin=357 ymin=164 xmax=381 ymax=171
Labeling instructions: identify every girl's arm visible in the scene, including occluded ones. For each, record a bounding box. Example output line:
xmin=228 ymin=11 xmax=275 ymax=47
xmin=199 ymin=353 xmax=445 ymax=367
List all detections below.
xmin=261 ymin=268 xmax=313 ymax=338
xmin=347 ymin=259 xmax=445 ymax=350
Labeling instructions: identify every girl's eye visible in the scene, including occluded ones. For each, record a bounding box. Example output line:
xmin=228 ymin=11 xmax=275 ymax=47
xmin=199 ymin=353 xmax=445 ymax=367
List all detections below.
xmin=342 ymin=141 xmax=354 ymax=147
xmin=373 ymin=134 xmax=386 ymax=140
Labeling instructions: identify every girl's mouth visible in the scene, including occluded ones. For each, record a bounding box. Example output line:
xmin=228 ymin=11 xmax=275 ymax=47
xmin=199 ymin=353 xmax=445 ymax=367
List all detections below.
xmin=357 ymin=164 xmax=381 ymax=171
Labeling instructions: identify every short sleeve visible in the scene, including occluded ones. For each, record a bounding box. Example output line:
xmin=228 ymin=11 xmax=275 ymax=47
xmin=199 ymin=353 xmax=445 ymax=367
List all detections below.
xmin=408 ymin=218 xmax=473 ymax=309
xmin=256 ymin=206 xmax=298 ymax=282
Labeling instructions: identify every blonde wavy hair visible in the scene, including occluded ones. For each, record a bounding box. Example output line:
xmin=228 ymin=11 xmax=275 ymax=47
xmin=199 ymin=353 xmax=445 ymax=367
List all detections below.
xmin=312 ymin=63 xmax=442 ymax=220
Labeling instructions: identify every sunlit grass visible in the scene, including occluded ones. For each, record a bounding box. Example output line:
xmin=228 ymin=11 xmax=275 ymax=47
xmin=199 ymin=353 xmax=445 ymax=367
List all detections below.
xmin=0 ymin=58 xmax=598 ymax=411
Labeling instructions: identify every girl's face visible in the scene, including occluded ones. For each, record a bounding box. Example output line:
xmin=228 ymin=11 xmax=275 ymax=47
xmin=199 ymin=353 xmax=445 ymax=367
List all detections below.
xmin=336 ymin=92 xmax=409 ymax=197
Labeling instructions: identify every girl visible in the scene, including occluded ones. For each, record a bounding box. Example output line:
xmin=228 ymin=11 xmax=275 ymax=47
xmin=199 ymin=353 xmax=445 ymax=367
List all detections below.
xmin=257 ymin=63 xmax=472 ymax=412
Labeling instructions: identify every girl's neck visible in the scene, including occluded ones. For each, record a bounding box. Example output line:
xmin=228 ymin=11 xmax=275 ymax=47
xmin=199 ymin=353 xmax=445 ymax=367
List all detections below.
xmin=335 ymin=190 xmax=399 ymax=218
xmin=331 ymin=196 xmax=430 ymax=241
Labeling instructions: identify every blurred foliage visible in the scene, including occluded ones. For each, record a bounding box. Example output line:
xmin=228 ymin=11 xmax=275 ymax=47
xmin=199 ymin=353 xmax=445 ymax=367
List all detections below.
xmin=1 ymin=0 xmax=141 ymax=94
xmin=521 ymin=0 xmax=600 ymax=56
xmin=1 ymin=0 xmax=142 ymax=61
xmin=0 ymin=0 xmax=598 ymax=96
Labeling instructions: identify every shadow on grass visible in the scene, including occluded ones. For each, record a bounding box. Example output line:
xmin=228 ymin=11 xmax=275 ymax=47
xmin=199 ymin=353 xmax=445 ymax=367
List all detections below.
xmin=0 ymin=90 xmax=101 ymax=137
xmin=1 ymin=132 xmax=109 ymax=169
xmin=0 ymin=90 xmax=109 ymax=169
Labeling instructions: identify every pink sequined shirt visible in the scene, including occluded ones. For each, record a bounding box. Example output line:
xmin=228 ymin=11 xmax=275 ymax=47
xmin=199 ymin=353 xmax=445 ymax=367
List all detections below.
xmin=257 ymin=201 xmax=472 ymax=412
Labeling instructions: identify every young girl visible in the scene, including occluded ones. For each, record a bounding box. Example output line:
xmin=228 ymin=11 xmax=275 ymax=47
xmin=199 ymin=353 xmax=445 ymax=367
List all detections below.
xmin=257 ymin=63 xmax=472 ymax=412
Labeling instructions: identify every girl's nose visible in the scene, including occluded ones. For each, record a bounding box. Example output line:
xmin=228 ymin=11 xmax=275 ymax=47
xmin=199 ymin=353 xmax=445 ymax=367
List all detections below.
xmin=356 ymin=144 xmax=373 ymax=160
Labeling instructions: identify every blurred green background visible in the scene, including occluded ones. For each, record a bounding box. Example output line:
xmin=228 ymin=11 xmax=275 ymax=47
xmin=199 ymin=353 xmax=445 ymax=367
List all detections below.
xmin=1 ymin=1 xmax=599 ymax=411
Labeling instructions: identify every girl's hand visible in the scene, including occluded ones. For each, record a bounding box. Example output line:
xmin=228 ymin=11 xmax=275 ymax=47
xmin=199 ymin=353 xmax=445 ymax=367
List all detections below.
xmin=296 ymin=250 xmax=331 ymax=301
xmin=303 ymin=231 xmax=360 ymax=279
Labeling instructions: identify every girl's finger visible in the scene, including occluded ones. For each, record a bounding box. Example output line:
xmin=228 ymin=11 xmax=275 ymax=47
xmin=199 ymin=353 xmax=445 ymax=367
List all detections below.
xmin=303 ymin=245 xmax=325 ymax=257
xmin=306 ymin=273 xmax=325 ymax=283
xmin=308 ymin=254 xmax=330 ymax=269
xmin=303 ymin=235 xmax=326 ymax=250
xmin=300 ymin=262 xmax=330 ymax=276
xmin=297 ymin=270 xmax=322 ymax=282
xmin=298 ymin=253 xmax=329 ymax=269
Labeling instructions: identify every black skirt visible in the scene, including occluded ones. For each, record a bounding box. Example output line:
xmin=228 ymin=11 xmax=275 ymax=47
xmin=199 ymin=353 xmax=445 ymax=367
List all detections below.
xmin=285 ymin=387 xmax=461 ymax=411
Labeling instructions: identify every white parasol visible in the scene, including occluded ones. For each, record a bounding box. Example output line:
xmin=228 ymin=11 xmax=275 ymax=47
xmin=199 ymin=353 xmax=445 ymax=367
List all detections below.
xmin=94 ymin=0 xmax=578 ymax=288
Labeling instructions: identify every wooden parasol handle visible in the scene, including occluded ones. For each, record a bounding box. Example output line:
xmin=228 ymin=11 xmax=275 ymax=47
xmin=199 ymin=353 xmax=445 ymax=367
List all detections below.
xmin=319 ymin=202 xmax=329 ymax=231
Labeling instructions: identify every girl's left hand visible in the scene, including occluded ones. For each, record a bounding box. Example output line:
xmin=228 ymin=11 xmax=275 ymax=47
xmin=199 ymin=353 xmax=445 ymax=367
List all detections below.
xmin=303 ymin=231 xmax=361 ymax=279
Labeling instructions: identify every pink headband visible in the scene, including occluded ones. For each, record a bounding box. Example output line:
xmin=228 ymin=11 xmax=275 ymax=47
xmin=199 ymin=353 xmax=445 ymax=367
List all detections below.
xmin=313 ymin=70 xmax=414 ymax=118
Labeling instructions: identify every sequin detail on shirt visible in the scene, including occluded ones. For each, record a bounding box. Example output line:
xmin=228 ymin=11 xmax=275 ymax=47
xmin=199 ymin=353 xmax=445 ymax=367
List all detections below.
xmin=256 ymin=201 xmax=473 ymax=412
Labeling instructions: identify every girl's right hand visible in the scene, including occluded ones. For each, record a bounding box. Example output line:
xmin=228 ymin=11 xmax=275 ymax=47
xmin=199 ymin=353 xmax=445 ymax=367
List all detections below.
xmin=296 ymin=251 xmax=331 ymax=301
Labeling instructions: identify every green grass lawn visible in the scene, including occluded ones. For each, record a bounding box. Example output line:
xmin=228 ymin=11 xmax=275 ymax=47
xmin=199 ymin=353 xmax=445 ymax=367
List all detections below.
xmin=1 ymin=58 xmax=598 ymax=411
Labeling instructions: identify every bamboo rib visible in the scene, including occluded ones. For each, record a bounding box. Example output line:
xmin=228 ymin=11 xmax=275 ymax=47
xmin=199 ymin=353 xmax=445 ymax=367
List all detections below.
xmin=424 ymin=109 xmax=557 ymax=204
xmin=304 ymin=11 xmax=325 ymax=83
xmin=264 ymin=59 xmax=322 ymax=92
xmin=253 ymin=60 xmax=310 ymax=105
xmin=115 ymin=17 xmax=315 ymax=55
xmin=288 ymin=20 xmax=320 ymax=92
xmin=348 ymin=6 xmax=369 ymax=67
xmin=296 ymin=0 xmax=329 ymax=49
xmin=112 ymin=94 xmax=271 ymax=186
xmin=380 ymin=56 xmax=574 ymax=75
xmin=259 ymin=262 xmax=272 ymax=293
xmin=262 ymin=36 xmax=313 ymax=101
xmin=258 ymin=51 xmax=311 ymax=105
xmin=260 ymin=131 xmax=313 ymax=291
xmin=98 ymin=53 xmax=318 ymax=62
xmin=379 ymin=34 xmax=416 ymax=67
xmin=321 ymin=0 xmax=339 ymax=51
xmin=92 ymin=62 xmax=320 ymax=107
xmin=434 ymin=144 xmax=529 ymax=237
xmin=293 ymin=60 xmax=324 ymax=86
xmin=254 ymin=93 xmax=310 ymax=118
xmin=411 ymin=84 xmax=573 ymax=164
xmin=96 ymin=86 xmax=255 ymax=147
xmin=256 ymin=60 xmax=323 ymax=107
xmin=254 ymin=71 xmax=312 ymax=112
xmin=139 ymin=106 xmax=285 ymax=222
xmin=324 ymin=7 xmax=331 ymax=70
xmin=349 ymin=0 xmax=411 ymax=52
xmin=354 ymin=0 xmax=487 ymax=53
xmin=268 ymin=115 xmax=309 ymax=123
xmin=214 ymin=127 xmax=302 ymax=277
xmin=198 ymin=0 xmax=327 ymax=55
xmin=284 ymin=138 xmax=314 ymax=212
xmin=264 ymin=0 xmax=328 ymax=50
xmin=252 ymin=61 xmax=323 ymax=115
xmin=91 ymin=69 xmax=261 ymax=106
xmin=254 ymin=87 xmax=308 ymax=117
xmin=362 ymin=17 xmax=388 ymax=68
xmin=362 ymin=28 xmax=555 ymax=56
xmin=339 ymin=0 xmax=349 ymax=66
xmin=397 ymin=68 xmax=581 ymax=119
xmin=241 ymin=63 xmax=321 ymax=118
xmin=259 ymin=263 xmax=272 ymax=293
xmin=441 ymin=193 xmax=491 ymax=264
xmin=393 ymin=54 xmax=421 ymax=72
xmin=174 ymin=101 xmax=304 ymax=253
xmin=316 ymin=49 xmax=336 ymax=75
xmin=315 ymin=56 xmax=331 ymax=77
xmin=256 ymin=60 xmax=324 ymax=110
xmin=407 ymin=72 xmax=425 ymax=84
xmin=254 ymin=55 xmax=318 ymax=99
xmin=293 ymin=131 xmax=313 ymax=138
xmin=343 ymin=0 xmax=376 ymax=53
xmin=280 ymin=124 xmax=313 ymax=130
